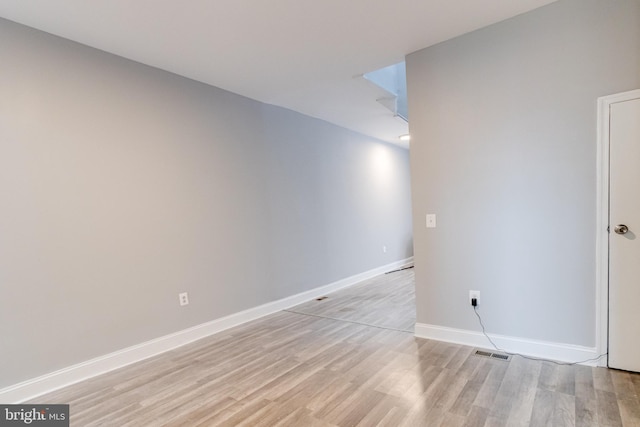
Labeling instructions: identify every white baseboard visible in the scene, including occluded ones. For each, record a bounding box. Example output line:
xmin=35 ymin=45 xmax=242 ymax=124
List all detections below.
xmin=414 ymin=323 xmax=601 ymax=366
xmin=0 ymin=257 xmax=413 ymax=404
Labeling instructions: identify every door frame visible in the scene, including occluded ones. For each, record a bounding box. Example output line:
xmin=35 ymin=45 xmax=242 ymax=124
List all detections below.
xmin=596 ymin=89 xmax=640 ymax=367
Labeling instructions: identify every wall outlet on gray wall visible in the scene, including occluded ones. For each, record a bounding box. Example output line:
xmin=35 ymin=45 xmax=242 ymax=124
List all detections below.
xmin=179 ymin=292 xmax=189 ymax=306
xmin=469 ymin=290 xmax=480 ymax=306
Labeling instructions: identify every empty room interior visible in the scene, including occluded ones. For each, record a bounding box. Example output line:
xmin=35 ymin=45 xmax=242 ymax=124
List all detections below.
xmin=1 ymin=0 xmax=640 ymax=426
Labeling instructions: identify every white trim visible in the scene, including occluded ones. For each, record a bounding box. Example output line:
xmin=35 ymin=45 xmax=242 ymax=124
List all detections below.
xmin=0 ymin=257 xmax=413 ymax=403
xmin=596 ymin=89 xmax=640 ymax=368
xmin=415 ymin=323 xmax=600 ymax=366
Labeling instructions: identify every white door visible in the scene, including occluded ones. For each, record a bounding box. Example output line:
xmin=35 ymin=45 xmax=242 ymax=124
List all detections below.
xmin=609 ymin=95 xmax=640 ymax=372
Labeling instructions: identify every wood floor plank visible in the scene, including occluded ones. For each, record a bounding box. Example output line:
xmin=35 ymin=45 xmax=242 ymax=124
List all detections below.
xmin=169 ymin=397 xmax=238 ymax=427
xmin=200 ymin=398 xmax=272 ymax=427
xmin=400 ymin=401 xmax=443 ymax=427
xmin=617 ymin=397 xmax=640 ymax=427
xmin=450 ymin=361 xmax=493 ymax=417
xmin=473 ymin=360 xmax=509 ymax=410
xmin=557 ymin=364 xmax=577 ymax=396
xmin=461 ymin=405 xmax=490 ymax=427
xmin=631 ymin=374 xmax=640 ymax=399
xmin=594 ymin=367 xmax=617 ymax=393
xmin=596 ymin=389 xmax=625 ymax=427
xmin=611 ymin=369 xmax=638 ymax=399
xmin=371 ymin=405 xmax=407 ymax=427
xmin=507 ymin=358 xmax=543 ymax=426
xmin=440 ymin=411 xmax=467 ymax=427
xmin=551 ymin=392 xmax=576 ymax=426
xmin=529 ymin=388 xmax=555 ymax=427
xmin=273 ymin=407 xmax=335 ymax=427
xmin=575 ymin=364 xmax=597 ymax=401
xmin=455 ymin=351 xmax=487 ymax=380
xmin=330 ymin=388 xmax=387 ymax=426
xmin=487 ymin=358 xmax=527 ymax=423
xmin=575 ymin=396 xmax=599 ymax=427
xmin=538 ymin=362 xmax=558 ymax=392
xmin=431 ymin=369 xmax=472 ymax=413
xmin=403 ymin=364 xmax=445 ymax=402
xmin=354 ymin=394 xmax=405 ymax=427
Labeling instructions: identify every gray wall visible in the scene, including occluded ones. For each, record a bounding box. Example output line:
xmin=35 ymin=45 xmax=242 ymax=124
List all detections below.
xmin=407 ymin=0 xmax=640 ymax=347
xmin=0 ymin=18 xmax=413 ymax=388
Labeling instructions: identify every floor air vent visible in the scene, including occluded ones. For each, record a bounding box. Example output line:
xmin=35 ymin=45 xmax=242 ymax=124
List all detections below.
xmin=473 ymin=349 xmax=511 ymax=361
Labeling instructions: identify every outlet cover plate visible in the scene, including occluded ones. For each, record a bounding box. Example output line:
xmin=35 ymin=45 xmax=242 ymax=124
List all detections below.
xmin=469 ymin=290 xmax=480 ymax=306
xmin=179 ymin=292 xmax=189 ymax=306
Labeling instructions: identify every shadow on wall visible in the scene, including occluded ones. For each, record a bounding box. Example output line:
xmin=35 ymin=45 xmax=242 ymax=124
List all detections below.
xmin=407 ymin=238 xmax=414 ymax=261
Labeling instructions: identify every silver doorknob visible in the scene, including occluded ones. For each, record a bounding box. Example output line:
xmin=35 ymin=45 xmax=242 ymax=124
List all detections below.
xmin=614 ymin=224 xmax=629 ymax=235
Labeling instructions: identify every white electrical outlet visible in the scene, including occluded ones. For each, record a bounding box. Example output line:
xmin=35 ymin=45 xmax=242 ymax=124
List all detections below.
xmin=179 ymin=292 xmax=189 ymax=306
xmin=426 ymin=214 xmax=436 ymax=228
xmin=469 ymin=290 xmax=480 ymax=306
xmin=383 ymin=245 xmax=387 ymax=253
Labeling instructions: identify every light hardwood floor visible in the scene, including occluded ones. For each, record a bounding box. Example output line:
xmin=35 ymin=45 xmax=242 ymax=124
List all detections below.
xmin=31 ymin=269 xmax=640 ymax=426
xmin=286 ymin=267 xmax=415 ymax=333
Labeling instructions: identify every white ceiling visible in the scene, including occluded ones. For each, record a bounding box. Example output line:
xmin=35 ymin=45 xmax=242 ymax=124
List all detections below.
xmin=0 ymin=0 xmax=557 ymax=147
